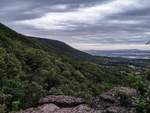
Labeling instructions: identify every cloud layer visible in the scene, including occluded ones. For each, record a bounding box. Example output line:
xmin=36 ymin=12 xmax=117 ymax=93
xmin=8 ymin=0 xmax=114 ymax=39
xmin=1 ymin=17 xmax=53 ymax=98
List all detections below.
xmin=0 ymin=0 xmax=150 ymax=50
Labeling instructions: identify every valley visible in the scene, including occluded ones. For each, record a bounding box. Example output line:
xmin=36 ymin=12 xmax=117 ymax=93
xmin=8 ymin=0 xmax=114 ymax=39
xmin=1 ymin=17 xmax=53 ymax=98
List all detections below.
xmin=86 ymin=49 xmax=150 ymax=59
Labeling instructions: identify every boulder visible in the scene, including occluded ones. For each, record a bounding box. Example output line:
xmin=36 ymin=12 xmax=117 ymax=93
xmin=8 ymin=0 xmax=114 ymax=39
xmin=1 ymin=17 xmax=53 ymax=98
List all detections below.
xmin=38 ymin=104 xmax=60 ymax=113
xmin=91 ymin=87 xmax=138 ymax=113
xmin=16 ymin=104 xmax=59 ymax=113
xmin=54 ymin=105 xmax=96 ymax=113
xmin=106 ymin=106 xmax=128 ymax=113
xmin=71 ymin=105 xmax=96 ymax=113
xmin=39 ymin=95 xmax=85 ymax=107
xmin=111 ymin=87 xmax=138 ymax=97
xmin=91 ymin=91 xmax=119 ymax=110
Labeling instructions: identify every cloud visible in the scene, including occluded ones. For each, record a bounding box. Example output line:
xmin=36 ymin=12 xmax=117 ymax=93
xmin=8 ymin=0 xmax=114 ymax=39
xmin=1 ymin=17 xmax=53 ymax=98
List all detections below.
xmin=49 ymin=4 xmax=70 ymax=10
xmin=17 ymin=0 xmax=147 ymax=30
xmin=1 ymin=0 xmax=150 ymax=50
xmin=70 ymin=43 xmax=150 ymax=50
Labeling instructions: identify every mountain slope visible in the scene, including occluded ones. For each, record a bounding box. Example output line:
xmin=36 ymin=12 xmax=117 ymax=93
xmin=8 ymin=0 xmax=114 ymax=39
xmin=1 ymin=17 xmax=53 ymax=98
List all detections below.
xmin=35 ymin=38 xmax=92 ymax=59
xmin=0 ymin=22 xmax=92 ymax=59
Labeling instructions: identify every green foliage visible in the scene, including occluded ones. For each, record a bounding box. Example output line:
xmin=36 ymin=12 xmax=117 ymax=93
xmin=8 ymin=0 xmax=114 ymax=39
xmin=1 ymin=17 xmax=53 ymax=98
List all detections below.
xmin=11 ymin=101 xmax=20 ymax=111
xmin=21 ymin=81 xmax=46 ymax=108
xmin=146 ymin=65 xmax=150 ymax=81
xmin=0 ymin=104 xmax=5 ymax=113
xmin=117 ymin=93 xmax=132 ymax=106
xmin=0 ymin=23 xmax=149 ymax=113
xmin=135 ymin=97 xmax=150 ymax=113
xmin=127 ymin=72 xmax=150 ymax=113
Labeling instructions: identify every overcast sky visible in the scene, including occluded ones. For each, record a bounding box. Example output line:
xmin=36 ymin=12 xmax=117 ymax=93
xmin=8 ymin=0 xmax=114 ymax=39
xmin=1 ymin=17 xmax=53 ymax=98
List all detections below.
xmin=0 ymin=0 xmax=150 ymax=50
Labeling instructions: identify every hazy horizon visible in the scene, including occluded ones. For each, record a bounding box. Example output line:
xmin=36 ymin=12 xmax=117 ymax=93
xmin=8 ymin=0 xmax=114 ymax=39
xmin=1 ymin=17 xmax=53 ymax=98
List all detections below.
xmin=1 ymin=0 xmax=150 ymax=50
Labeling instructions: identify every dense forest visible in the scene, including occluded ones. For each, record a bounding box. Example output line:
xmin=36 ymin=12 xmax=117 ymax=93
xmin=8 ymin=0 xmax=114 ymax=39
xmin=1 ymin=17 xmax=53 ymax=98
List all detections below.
xmin=0 ymin=23 xmax=150 ymax=113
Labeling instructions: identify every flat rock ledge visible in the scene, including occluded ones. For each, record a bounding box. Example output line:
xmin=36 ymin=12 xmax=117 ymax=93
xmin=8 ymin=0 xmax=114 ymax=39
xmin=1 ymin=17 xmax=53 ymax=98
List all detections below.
xmin=16 ymin=87 xmax=138 ymax=113
xmin=39 ymin=95 xmax=85 ymax=107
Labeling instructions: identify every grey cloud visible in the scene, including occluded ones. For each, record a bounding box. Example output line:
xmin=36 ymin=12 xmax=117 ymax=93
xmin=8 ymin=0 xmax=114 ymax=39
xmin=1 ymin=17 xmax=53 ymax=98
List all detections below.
xmin=0 ymin=0 xmax=110 ymax=21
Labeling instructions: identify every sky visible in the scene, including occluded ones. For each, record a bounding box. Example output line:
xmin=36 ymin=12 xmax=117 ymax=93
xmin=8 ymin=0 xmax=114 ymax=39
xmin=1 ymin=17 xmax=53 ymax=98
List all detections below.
xmin=0 ymin=0 xmax=150 ymax=50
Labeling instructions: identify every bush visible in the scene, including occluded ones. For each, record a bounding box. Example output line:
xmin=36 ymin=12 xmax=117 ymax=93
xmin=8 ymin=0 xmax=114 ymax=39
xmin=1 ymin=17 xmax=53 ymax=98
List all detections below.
xmin=0 ymin=104 xmax=5 ymax=113
xmin=127 ymin=74 xmax=150 ymax=113
xmin=11 ymin=101 xmax=20 ymax=111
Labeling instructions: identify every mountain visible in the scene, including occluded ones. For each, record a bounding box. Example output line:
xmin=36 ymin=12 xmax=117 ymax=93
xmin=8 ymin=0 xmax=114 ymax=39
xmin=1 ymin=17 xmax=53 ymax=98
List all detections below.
xmin=0 ymin=23 xmax=133 ymax=112
xmin=34 ymin=38 xmax=92 ymax=59
xmin=0 ymin=23 xmax=150 ymax=113
xmin=86 ymin=49 xmax=150 ymax=59
xmin=0 ymin=23 xmax=91 ymax=58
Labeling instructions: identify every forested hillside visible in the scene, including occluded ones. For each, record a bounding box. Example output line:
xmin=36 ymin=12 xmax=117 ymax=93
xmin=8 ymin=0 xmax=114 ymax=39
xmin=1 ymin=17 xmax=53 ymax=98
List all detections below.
xmin=0 ymin=23 xmax=150 ymax=113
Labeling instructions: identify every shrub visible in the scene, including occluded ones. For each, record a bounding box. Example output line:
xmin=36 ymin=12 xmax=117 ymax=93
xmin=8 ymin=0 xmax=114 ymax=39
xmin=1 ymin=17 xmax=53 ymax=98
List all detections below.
xmin=0 ymin=104 xmax=5 ymax=113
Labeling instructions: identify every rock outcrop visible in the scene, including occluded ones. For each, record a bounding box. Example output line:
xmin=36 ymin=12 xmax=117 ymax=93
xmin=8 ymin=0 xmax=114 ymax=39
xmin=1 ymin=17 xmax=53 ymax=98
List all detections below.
xmin=17 ymin=104 xmax=60 ymax=113
xmin=91 ymin=87 xmax=138 ymax=113
xmin=16 ymin=87 xmax=138 ymax=113
xmin=17 ymin=104 xmax=96 ymax=113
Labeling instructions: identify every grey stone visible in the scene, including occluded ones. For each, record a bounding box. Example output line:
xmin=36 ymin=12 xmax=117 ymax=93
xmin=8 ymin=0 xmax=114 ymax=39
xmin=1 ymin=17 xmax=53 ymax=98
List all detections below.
xmin=39 ymin=95 xmax=85 ymax=107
